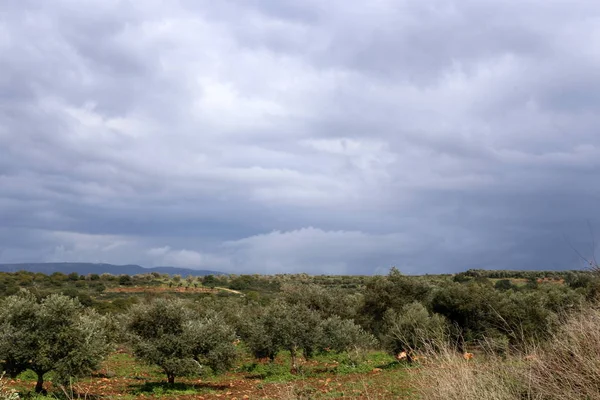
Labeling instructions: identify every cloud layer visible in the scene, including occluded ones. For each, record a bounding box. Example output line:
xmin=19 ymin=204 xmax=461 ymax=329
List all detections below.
xmin=2 ymin=0 xmax=600 ymax=274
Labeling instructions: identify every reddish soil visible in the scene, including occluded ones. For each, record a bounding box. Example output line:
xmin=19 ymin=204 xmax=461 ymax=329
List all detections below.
xmin=536 ymin=278 xmax=565 ymax=284
xmin=41 ymin=371 xmax=413 ymax=399
xmin=5 ymin=355 xmax=414 ymax=399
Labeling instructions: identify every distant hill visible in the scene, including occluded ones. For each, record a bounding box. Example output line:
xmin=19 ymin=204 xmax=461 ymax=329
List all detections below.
xmin=0 ymin=263 xmax=225 ymax=277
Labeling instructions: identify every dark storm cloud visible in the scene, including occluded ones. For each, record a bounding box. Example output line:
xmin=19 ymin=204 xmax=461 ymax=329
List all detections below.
xmin=1 ymin=0 xmax=600 ymax=274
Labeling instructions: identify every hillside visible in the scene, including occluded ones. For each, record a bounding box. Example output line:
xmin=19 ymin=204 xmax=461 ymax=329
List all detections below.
xmin=0 ymin=262 xmax=224 ymax=276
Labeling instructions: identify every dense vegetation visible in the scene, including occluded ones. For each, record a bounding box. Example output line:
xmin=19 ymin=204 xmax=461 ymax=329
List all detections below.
xmin=0 ymin=267 xmax=598 ymax=399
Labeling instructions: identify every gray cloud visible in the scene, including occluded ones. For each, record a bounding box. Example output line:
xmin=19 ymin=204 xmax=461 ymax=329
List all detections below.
xmin=1 ymin=0 xmax=600 ymax=274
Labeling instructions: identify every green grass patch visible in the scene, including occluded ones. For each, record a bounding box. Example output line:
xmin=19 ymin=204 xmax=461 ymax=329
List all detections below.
xmin=98 ymin=351 xmax=164 ymax=381
xmin=129 ymin=381 xmax=216 ymax=396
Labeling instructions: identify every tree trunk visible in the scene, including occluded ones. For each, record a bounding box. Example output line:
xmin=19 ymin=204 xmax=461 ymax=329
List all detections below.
xmin=167 ymin=373 xmax=175 ymax=384
xmin=35 ymin=372 xmax=45 ymax=394
xmin=290 ymin=347 xmax=298 ymax=374
xmin=303 ymin=347 xmax=313 ymax=360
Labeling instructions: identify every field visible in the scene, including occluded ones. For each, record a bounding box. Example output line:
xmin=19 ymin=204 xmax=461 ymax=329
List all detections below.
xmin=5 ymin=349 xmax=415 ymax=399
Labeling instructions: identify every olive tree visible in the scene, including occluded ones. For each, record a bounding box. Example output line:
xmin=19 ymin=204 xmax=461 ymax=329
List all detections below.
xmin=124 ymin=298 xmax=237 ymax=384
xmin=280 ymin=284 xmax=361 ymax=320
xmin=382 ymin=301 xmax=448 ymax=361
xmin=0 ymin=290 xmax=113 ymax=393
xmin=319 ymin=316 xmax=377 ymax=353
xmin=240 ymin=301 xmax=375 ymax=372
xmin=237 ymin=306 xmax=279 ymax=361
xmin=270 ymin=302 xmax=322 ymax=370
xmin=238 ymin=301 xmax=322 ymax=371
xmin=360 ymin=268 xmax=432 ymax=335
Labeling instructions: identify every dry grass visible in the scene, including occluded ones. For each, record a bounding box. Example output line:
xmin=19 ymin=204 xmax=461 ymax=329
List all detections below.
xmin=416 ymin=305 xmax=600 ymax=400
xmin=528 ymin=306 xmax=600 ymax=400
xmin=414 ymin=345 xmax=529 ymax=400
xmin=0 ymin=373 xmax=19 ymax=400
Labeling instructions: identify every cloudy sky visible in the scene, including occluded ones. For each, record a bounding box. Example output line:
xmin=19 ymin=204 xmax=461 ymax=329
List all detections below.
xmin=1 ymin=0 xmax=600 ymax=275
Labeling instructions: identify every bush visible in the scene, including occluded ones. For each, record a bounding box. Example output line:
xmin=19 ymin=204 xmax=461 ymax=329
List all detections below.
xmin=119 ymin=275 xmax=133 ymax=286
xmin=494 ymin=279 xmax=515 ymax=291
xmin=382 ymin=302 xmax=448 ymax=358
xmin=202 ymin=275 xmax=217 ymax=288
xmin=67 ymin=272 xmax=80 ymax=282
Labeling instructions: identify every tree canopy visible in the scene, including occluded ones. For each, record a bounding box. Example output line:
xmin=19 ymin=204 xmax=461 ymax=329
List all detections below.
xmin=0 ymin=290 xmax=112 ymax=393
xmin=124 ymin=298 xmax=237 ymax=384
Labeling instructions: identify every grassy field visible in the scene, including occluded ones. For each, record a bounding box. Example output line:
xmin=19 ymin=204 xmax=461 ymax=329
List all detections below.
xmin=4 ymin=349 xmax=416 ymax=399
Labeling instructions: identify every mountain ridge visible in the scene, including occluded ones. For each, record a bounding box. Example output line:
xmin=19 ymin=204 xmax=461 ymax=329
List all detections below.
xmin=0 ymin=262 xmax=225 ymax=276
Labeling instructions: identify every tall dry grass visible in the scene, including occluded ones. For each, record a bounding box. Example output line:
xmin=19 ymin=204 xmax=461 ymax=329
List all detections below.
xmin=0 ymin=373 xmax=19 ymax=400
xmin=416 ymin=305 xmax=600 ymax=400
xmin=527 ymin=306 xmax=600 ymax=400
xmin=414 ymin=344 xmax=530 ymax=400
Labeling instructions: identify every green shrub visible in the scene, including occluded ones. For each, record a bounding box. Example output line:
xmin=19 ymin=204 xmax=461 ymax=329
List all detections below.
xmin=382 ymin=302 xmax=448 ymax=358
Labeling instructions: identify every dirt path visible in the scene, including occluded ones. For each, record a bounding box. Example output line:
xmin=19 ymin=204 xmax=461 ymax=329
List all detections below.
xmin=105 ymin=286 xmax=219 ymax=294
xmin=214 ymin=287 xmax=244 ymax=295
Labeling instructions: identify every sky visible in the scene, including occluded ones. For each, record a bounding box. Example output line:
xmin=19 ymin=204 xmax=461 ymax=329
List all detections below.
xmin=1 ymin=0 xmax=600 ymax=275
